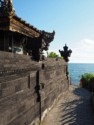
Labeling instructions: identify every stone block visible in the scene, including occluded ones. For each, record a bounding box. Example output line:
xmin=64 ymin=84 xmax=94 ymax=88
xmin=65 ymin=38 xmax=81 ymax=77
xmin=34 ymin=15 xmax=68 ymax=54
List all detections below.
xmin=1 ymin=83 xmax=7 ymax=89
xmin=0 ymin=89 xmax=2 ymax=97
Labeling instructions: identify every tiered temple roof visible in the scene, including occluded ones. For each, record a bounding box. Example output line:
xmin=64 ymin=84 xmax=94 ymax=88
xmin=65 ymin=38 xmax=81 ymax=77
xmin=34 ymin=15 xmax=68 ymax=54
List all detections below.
xmin=0 ymin=0 xmax=55 ymax=61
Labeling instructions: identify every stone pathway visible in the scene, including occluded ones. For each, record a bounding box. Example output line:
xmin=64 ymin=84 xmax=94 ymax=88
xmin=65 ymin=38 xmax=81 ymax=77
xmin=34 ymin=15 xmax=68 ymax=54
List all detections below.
xmin=42 ymin=85 xmax=94 ymax=125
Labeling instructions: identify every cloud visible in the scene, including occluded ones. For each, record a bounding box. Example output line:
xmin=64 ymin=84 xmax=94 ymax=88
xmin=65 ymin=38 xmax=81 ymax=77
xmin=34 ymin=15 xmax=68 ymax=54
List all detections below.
xmin=70 ymin=39 xmax=94 ymax=63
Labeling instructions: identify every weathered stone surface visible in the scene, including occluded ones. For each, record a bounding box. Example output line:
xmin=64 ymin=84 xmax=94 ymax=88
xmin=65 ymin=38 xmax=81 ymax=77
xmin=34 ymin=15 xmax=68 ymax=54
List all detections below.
xmin=0 ymin=52 xmax=69 ymax=125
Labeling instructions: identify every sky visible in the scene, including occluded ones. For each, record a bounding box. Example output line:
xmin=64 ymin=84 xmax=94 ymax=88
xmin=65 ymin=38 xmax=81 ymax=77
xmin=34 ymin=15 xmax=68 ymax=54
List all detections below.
xmin=13 ymin=0 xmax=94 ymax=63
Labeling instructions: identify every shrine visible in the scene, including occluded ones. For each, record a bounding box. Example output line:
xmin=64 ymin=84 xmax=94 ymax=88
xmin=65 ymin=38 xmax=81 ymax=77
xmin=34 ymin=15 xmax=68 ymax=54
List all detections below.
xmin=0 ymin=0 xmax=55 ymax=61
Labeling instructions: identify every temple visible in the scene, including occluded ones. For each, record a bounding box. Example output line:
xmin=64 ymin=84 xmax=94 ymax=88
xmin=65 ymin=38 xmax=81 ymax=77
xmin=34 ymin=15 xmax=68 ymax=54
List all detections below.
xmin=0 ymin=0 xmax=55 ymax=61
xmin=0 ymin=2 xmax=70 ymax=125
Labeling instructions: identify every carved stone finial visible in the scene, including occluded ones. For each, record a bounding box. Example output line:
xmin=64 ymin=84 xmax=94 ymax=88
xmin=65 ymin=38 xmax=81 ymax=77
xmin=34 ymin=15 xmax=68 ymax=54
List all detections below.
xmin=5 ymin=0 xmax=15 ymax=16
xmin=0 ymin=0 xmax=15 ymax=17
xmin=59 ymin=44 xmax=72 ymax=62
xmin=63 ymin=44 xmax=68 ymax=51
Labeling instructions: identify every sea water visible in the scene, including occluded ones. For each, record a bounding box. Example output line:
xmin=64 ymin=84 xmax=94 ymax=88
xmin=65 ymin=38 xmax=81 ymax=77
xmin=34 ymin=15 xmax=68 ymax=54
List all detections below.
xmin=68 ymin=63 xmax=94 ymax=85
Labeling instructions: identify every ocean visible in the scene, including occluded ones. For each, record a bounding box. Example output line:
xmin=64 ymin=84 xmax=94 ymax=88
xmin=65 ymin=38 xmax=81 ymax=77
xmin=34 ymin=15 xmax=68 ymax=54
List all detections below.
xmin=68 ymin=63 xmax=94 ymax=85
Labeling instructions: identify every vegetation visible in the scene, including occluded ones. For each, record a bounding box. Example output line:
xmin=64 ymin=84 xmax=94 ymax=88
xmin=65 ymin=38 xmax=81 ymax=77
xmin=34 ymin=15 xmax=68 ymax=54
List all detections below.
xmin=47 ymin=52 xmax=63 ymax=59
xmin=47 ymin=52 xmax=59 ymax=58
xmin=80 ymin=73 xmax=94 ymax=92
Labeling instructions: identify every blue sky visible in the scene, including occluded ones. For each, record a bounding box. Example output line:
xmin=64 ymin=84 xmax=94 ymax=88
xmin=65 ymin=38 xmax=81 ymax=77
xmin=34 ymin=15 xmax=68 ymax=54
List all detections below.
xmin=13 ymin=0 xmax=94 ymax=63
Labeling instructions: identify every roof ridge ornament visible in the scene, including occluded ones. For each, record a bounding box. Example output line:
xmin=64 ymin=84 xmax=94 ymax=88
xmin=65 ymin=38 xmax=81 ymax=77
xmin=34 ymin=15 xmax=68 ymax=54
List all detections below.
xmin=0 ymin=0 xmax=15 ymax=17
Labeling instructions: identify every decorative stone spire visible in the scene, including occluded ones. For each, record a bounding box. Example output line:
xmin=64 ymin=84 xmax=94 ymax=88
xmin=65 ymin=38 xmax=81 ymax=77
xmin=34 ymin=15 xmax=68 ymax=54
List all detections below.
xmin=5 ymin=0 xmax=15 ymax=16
xmin=0 ymin=0 xmax=15 ymax=17
xmin=59 ymin=44 xmax=72 ymax=62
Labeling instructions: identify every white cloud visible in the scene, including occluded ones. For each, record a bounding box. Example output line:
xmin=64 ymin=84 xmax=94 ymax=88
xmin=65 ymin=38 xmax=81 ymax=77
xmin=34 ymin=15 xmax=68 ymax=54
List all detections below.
xmin=70 ymin=39 xmax=94 ymax=63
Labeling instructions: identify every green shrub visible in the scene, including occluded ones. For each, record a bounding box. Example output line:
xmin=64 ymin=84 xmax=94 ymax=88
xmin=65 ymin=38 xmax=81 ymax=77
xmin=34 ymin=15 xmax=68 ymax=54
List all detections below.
xmin=80 ymin=73 xmax=94 ymax=91
xmin=48 ymin=52 xmax=59 ymax=58
xmin=47 ymin=52 xmax=64 ymax=59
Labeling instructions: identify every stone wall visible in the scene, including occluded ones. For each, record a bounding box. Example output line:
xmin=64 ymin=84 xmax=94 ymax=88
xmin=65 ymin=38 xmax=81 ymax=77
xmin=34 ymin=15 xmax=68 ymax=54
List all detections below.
xmin=0 ymin=51 xmax=69 ymax=125
xmin=90 ymin=94 xmax=94 ymax=111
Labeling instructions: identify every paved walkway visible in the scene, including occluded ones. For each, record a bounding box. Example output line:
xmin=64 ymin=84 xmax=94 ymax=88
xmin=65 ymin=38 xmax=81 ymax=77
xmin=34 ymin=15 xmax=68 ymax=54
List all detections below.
xmin=43 ymin=85 xmax=94 ymax=125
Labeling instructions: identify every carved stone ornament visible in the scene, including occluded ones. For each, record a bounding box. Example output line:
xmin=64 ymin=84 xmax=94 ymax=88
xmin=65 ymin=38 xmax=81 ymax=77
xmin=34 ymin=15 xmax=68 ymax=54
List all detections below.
xmin=59 ymin=44 xmax=72 ymax=62
xmin=0 ymin=0 xmax=15 ymax=17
